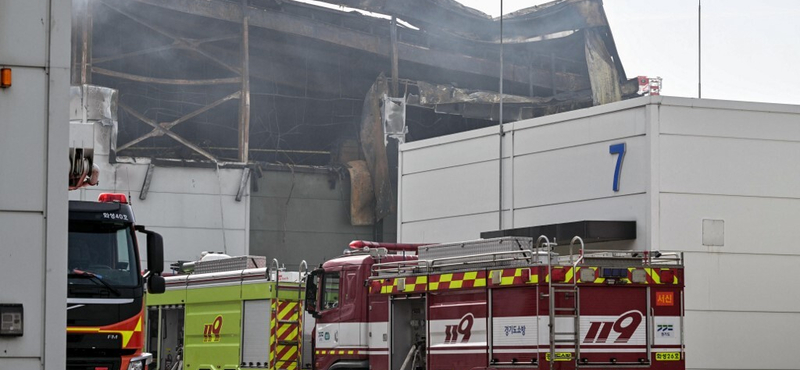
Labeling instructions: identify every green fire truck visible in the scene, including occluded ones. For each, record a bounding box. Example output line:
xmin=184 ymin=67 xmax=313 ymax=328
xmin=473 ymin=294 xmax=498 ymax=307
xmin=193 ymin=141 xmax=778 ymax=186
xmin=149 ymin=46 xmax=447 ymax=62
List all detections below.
xmin=145 ymin=256 xmax=309 ymax=370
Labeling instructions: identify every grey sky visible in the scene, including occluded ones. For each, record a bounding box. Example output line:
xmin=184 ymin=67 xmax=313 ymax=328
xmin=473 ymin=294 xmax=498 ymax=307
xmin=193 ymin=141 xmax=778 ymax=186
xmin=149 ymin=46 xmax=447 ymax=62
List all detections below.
xmin=456 ymin=0 xmax=800 ymax=105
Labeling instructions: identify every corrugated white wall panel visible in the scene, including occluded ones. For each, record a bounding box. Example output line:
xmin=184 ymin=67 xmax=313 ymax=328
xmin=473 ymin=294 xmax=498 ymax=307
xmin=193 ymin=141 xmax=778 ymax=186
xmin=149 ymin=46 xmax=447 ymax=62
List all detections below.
xmin=402 ymin=130 xmax=497 ymax=174
xmin=685 ymin=310 xmax=800 ymax=370
xmin=512 ymin=137 xmax=648 ymax=208
xmin=659 ymin=193 xmax=800 ymax=255
xmin=659 ymin=105 xmax=800 ymax=142
xmin=660 ymin=135 xmax=800 ymax=198
xmin=512 ymin=106 xmax=646 ymax=156
xmin=682 ymin=252 xmax=800 ymax=313
xmin=401 ymin=160 xmax=499 ymax=222
xmin=401 ymin=213 xmax=499 ymax=243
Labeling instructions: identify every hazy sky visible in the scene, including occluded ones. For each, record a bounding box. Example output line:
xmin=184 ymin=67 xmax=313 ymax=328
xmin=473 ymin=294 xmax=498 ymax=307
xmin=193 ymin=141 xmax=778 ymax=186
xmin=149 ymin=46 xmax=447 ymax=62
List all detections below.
xmin=456 ymin=0 xmax=800 ymax=105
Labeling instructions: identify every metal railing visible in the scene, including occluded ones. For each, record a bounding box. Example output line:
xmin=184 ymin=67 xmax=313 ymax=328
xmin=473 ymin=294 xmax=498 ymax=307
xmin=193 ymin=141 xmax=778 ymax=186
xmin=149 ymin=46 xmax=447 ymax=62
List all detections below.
xmin=369 ymin=236 xmax=683 ymax=279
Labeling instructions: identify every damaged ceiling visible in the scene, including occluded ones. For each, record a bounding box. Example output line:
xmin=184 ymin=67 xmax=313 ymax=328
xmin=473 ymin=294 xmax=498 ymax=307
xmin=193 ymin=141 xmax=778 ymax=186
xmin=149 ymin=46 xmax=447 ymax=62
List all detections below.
xmin=73 ymin=0 xmax=639 ymax=167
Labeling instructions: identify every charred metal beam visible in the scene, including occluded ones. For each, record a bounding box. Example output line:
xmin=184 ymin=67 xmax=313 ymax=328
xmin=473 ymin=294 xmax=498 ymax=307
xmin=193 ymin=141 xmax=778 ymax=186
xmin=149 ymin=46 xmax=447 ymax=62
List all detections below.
xmin=93 ymin=67 xmax=241 ymax=85
xmin=201 ymin=43 xmax=371 ymax=97
xmin=98 ymin=0 xmax=242 ymax=75
xmin=93 ymin=43 xmax=179 ymax=64
xmin=71 ymin=0 xmax=93 ymax=85
xmin=119 ymin=102 xmax=219 ymax=162
xmin=236 ymin=167 xmax=251 ymax=202
xmin=390 ymin=16 xmax=399 ymax=97
xmin=119 ymin=0 xmax=588 ymax=91
xmin=139 ymin=163 xmax=155 ymax=201
xmin=317 ymin=0 xmax=607 ymax=44
xmin=238 ymin=0 xmax=251 ymax=163
xmin=117 ymin=90 xmax=241 ymax=152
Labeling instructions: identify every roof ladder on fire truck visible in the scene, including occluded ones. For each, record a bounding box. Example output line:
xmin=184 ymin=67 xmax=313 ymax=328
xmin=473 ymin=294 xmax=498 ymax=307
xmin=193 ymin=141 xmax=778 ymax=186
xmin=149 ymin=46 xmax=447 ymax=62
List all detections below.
xmin=271 ymin=259 xmax=308 ymax=370
xmin=538 ymin=236 xmax=584 ymax=370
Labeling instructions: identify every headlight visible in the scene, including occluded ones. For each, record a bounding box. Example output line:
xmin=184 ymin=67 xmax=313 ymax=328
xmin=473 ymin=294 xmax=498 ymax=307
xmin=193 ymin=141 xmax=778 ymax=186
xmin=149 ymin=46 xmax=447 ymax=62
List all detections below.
xmin=128 ymin=360 xmax=145 ymax=370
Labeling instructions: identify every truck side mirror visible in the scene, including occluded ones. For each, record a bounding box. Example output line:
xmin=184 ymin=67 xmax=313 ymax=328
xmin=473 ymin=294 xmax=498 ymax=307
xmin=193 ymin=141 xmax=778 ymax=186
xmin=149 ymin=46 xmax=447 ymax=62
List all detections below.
xmin=136 ymin=227 xmax=164 ymax=274
xmin=305 ymin=269 xmax=321 ymax=319
xmin=148 ymin=275 xmax=165 ymax=294
xmin=146 ymin=232 xmax=164 ymax=274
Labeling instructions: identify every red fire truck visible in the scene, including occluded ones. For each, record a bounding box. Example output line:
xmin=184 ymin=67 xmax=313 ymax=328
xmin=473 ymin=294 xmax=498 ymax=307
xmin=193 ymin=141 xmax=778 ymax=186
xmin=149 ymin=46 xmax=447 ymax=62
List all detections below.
xmin=305 ymin=236 xmax=684 ymax=370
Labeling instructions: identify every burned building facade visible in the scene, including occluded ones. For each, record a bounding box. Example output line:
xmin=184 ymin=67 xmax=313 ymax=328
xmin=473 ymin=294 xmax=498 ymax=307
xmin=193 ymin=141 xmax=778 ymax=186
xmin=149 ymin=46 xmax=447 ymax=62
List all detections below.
xmin=71 ymin=0 xmax=638 ymax=266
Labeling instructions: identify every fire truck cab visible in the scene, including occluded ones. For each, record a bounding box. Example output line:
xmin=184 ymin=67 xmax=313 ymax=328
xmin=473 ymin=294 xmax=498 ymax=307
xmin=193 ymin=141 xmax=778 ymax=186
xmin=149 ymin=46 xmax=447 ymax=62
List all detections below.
xmin=306 ymin=237 xmax=684 ymax=370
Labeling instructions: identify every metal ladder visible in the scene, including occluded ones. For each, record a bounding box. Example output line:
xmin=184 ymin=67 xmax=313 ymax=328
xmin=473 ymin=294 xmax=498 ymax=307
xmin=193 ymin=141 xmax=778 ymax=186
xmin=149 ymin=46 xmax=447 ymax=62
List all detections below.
xmin=271 ymin=259 xmax=308 ymax=370
xmin=537 ymin=236 xmax=584 ymax=370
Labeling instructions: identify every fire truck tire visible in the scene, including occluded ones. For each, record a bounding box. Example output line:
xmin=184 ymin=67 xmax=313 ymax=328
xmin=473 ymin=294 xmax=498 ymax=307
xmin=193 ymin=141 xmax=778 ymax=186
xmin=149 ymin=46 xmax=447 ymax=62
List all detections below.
xmin=327 ymin=360 xmax=369 ymax=370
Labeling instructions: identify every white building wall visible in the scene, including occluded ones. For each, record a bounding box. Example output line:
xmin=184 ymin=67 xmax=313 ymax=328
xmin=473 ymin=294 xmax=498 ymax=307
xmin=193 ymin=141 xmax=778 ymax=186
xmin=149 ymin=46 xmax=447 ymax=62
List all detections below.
xmin=656 ymin=101 xmax=800 ymax=370
xmin=398 ymin=96 xmax=800 ymax=370
xmin=0 ymin=0 xmax=70 ymax=369
xmin=69 ymin=127 xmax=251 ymax=270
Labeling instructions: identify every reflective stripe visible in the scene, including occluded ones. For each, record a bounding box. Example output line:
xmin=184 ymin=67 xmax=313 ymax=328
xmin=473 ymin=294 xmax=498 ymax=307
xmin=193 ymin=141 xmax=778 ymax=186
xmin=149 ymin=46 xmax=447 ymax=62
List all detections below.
xmin=67 ymin=298 xmax=134 ymax=304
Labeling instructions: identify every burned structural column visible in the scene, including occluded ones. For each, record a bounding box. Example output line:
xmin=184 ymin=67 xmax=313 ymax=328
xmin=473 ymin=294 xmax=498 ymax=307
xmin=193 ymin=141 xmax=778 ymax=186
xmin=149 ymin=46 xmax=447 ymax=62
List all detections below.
xmin=71 ymin=0 xmax=92 ymax=85
xmin=238 ymin=0 xmax=252 ymax=163
xmin=584 ymin=27 xmax=622 ymax=105
xmin=390 ymin=16 xmax=399 ymax=98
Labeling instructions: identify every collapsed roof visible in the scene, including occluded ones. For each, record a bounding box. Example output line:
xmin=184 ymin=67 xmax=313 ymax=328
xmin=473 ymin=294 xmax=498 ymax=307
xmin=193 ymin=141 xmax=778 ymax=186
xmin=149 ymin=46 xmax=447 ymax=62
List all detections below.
xmin=74 ymin=0 xmax=638 ymax=167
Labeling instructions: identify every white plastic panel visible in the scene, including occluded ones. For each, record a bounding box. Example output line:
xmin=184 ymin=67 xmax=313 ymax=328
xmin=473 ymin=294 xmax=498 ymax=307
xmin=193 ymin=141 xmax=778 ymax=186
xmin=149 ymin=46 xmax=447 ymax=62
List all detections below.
xmin=0 ymin=0 xmax=47 ymax=66
xmin=0 ymin=212 xmax=45 ymax=357
xmin=0 ymin=67 xmax=46 ymax=212
xmin=242 ymin=300 xmax=272 ymax=365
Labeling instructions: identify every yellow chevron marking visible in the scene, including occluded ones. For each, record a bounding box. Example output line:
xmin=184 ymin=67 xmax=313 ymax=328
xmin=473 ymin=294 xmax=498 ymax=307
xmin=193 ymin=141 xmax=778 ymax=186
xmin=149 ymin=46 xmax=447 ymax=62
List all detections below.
xmin=278 ymin=303 xmax=297 ymax=320
xmin=565 ymin=268 xmax=574 ymax=283
xmin=449 ymin=280 xmax=463 ymax=289
xmin=474 ymin=278 xmax=486 ymax=287
xmin=439 ymin=274 xmax=453 ymax=283
xmin=648 ymin=268 xmax=661 ymax=284
xmin=429 ymin=282 xmax=440 ymax=290
xmin=464 ymin=271 xmax=478 ymax=280
xmin=278 ymin=345 xmax=298 ymax=359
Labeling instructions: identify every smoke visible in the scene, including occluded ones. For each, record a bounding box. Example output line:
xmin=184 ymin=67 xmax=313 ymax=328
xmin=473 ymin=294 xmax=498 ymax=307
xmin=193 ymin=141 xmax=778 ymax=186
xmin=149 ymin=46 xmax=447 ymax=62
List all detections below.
xmin=76 ymin=0 xmax=605 ymax=164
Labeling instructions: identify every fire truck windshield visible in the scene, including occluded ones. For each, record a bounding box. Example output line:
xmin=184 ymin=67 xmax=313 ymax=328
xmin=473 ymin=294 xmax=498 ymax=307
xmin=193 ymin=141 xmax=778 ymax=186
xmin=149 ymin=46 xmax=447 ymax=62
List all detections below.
xmin=68 ymin=221 xmax=139 ymax=288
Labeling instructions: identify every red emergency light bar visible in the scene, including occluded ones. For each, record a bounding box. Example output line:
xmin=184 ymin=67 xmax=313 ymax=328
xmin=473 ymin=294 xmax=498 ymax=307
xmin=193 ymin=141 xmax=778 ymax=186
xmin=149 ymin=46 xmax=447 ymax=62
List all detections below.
xmin=349 ymin=240 xmax=429 ymax=252
xmin=98 ymin=193 xmax=128 ymax=204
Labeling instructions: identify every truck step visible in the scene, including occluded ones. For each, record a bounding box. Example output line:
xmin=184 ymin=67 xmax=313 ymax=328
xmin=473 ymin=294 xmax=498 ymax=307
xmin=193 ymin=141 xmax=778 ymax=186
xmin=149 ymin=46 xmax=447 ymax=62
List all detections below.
xmin=553 ymin=289 xmax=577 ymax=293
xmin=554 ymin=307 xmax=576 ymax=312
xmin=553 ymin=339 xmax=577 ymax=343
xmin=278 ymin=320 xmax=301 ymax=324
xmin=278 ymin=340 xmax=300 ymax=346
